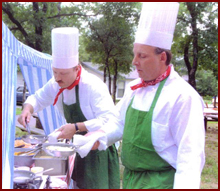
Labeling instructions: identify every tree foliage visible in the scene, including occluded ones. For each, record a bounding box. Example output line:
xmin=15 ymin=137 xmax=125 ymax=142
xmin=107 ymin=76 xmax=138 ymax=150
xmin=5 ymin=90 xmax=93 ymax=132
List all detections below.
xmin=196 ymin=69 xmax=218 ymax=97
xmin=2 ymin=2 xmax=218 ymax=99
xmin=82 ymin=2 xmax=140 ymax=102
xmin=2 ymin=2 xmax=91 ymax=53
xmin=172 ymin=2 xmax=218 ymax=91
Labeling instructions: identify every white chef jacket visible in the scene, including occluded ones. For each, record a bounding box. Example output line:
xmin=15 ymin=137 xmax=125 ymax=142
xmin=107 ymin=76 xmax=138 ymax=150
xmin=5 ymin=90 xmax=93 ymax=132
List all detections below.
xmin=25 ymin=67 xmax=119 ymax=132
xmin=101 ymin=65 xmax=205 ymax=189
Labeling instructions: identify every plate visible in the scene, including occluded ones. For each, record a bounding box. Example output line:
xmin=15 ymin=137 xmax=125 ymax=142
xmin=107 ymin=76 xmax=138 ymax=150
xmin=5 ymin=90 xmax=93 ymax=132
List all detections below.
xmin=42 ymin=143 xmax=76 ymax=157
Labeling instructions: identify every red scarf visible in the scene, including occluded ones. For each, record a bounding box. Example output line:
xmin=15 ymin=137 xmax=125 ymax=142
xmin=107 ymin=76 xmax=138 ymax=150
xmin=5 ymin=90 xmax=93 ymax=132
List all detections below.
xmin=53 ymin=66 xmax=82 ymax=106
xmin=130 ymin=65 xmax=171 ymax=91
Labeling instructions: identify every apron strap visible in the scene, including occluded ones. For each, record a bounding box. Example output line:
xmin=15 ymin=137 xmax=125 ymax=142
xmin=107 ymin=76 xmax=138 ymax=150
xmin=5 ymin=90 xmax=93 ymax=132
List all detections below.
xmin=75 ymin=85 xmax=80 ymax=104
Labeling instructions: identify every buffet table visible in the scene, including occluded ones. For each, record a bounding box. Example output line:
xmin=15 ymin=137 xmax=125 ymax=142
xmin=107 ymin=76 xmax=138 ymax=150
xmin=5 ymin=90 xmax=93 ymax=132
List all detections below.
xmin=204 ymin=108 xmax=218 ymax=131
xmin=14 ymin=139 xmax=76 ymax=189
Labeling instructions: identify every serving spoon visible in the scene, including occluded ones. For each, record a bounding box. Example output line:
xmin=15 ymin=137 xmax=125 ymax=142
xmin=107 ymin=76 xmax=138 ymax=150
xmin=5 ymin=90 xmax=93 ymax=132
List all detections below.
xmin=25 ymin=119 xmax=35 ymax=140
xmin=19 ymin=144 xmax=43 ymax=156
xmin=35 ymin=168 xmax=54 ymax=175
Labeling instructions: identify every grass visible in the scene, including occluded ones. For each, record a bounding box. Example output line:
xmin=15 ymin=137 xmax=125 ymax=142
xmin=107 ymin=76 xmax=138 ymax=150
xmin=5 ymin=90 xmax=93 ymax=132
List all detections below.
xmin=16 ymin=107 xmax=22 ymax=115
xmin=200 ymin=122 xmax=218 ymax=189
xmin=203 ymin=99 xmax=212 ymax=105
xmin=15 ymin=127 xmax=28 ymax=137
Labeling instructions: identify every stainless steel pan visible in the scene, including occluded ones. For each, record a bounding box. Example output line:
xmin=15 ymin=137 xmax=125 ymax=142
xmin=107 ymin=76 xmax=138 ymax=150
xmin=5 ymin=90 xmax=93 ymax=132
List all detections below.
xmin=21 ymin=135 xmax=48 ymax=145
xmin=13 ymin=170 xmax=41 ymax=184
xmin=42 ymin=142 xmax=77 ymax=157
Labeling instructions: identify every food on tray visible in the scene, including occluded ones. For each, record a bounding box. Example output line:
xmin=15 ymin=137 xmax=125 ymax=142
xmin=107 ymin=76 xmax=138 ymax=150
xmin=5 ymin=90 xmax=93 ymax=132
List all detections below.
xmin=14 ymin=140 xmax=24 ymax=147
xmin=37 ymin=156 xmax=54 ymax=158
xmin=14 ymin=140 xmax=32 ymax=148
xmin=14 ymin=151 xmax=35 ymax=156
xmin=46 ymin=145 xmax=74 ymax=152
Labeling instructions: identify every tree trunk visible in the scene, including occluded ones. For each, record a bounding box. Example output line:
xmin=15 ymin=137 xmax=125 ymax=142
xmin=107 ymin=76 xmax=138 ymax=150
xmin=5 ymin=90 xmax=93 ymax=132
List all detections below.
xmin=33 ymin=2 xmax=47 ymax=52
xmin=104 ymin=57 xmax=112 ymax=95
xmin=185 ymin=2 xmax=199 ymax=90
xmin=184 ymin=45 xmax=197 ymax=89
xmin=213 ymin=96 xmax=217 ymax=108
xmin=112 ymin=60 xmax=118 ymax=104
xmin=107 ymin=65 xmax=112 ymax=95
xmin=103 ymin=66 xmax=106 ymax=83
xmin=108 ymin=75 xmax=112 ymax=95
xmin=188 ymin=69 xmax=197 ymax=88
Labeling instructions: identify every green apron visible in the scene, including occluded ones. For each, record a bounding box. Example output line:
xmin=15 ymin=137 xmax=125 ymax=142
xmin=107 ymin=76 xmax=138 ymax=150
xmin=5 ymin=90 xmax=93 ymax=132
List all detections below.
xmin=121 ymin=78 xmax=176 ymax=189
xmin=62 ymin=85 xmax=120 ymax=189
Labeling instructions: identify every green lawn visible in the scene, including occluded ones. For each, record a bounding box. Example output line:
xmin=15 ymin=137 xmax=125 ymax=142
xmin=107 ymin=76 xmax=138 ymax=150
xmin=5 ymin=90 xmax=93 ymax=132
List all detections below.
xmin=16 ymin=107 xmax=22 ymax=115
xmin=200 ymin=122 xmax=218 ymax=189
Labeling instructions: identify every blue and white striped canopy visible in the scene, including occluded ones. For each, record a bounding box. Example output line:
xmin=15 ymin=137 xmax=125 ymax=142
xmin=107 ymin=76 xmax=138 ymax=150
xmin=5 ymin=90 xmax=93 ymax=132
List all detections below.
xmin=2 ymin=21 xmax=66 ymax=188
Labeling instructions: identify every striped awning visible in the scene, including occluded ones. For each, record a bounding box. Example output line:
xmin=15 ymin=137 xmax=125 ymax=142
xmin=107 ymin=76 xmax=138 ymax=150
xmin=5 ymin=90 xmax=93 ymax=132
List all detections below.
xmin=2 ymin=21 xmax=66 ymax=188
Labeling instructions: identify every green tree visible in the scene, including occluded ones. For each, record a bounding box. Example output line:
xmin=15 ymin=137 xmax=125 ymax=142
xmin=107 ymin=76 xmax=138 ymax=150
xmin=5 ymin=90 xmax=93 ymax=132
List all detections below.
xmin=196 ymin=69 xmax=218 ymax=107
xmin=2 ymin=2 xmax=89 ymax=106
xmin=172 ymin=2 xmax=218 ymax=90
xmin=2 ymin=2 xmax=93 ymax=53
xmin=196 ymin=69 xmax=218 ymax=97
xmin=83 ymin=2 xmax=140 ymax=102
xmin=85 ymin=17 xmax=134 ymax=101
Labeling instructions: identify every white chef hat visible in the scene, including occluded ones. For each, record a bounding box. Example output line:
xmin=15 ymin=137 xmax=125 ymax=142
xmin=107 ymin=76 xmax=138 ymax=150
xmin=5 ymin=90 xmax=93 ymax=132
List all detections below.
xmin=52 ymin=27 xmax=79 ymax=69
xmin=134 ymin=2 xmax=179 ymax=50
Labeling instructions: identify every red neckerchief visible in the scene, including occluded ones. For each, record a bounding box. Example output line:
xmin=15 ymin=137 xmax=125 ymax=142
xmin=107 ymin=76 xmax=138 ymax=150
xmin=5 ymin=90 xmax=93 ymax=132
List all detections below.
xmin=130 ymin=65 xmax=171 ymax=91
xmin=53 ymin=66 xmax=82 ymax=106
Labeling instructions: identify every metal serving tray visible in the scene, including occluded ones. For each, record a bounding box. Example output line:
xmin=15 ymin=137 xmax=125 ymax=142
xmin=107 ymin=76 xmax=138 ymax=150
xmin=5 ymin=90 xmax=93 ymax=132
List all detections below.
xmin=42 ymin=142 xmax=76 ymax=157
xmin=14 ymin=148 xmax=35 ymax=167
xmin=33 ymin=150 xmax=68 ymax=176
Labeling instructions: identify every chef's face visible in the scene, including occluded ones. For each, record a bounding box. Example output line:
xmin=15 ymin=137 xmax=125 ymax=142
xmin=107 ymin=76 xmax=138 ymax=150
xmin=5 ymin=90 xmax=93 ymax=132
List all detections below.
xmin=52 ymin=65 xmax=80 ymax=88
xmin=132 ymin=43 xmax=167 ymax=82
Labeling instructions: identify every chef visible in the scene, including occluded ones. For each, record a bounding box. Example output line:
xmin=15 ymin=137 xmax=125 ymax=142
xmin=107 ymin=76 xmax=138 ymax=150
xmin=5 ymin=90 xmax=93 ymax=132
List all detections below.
xmin=18 ymin=27 xmax=120 ymax=189
xmin=88 ymin=2 xmax=206 ymax=189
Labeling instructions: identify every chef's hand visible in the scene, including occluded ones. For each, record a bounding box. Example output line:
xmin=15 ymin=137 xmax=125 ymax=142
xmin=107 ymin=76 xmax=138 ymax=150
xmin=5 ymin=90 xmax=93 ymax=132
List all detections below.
xmin=84 ymin=130 xmax=104 ymax=150
xmin=91 ymin=141 xmax=100 ymax=150
xmin=56 ymin=123 xmax=76 ymax=140
xmin=17 ymin=103 xmax=34 ymax=128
